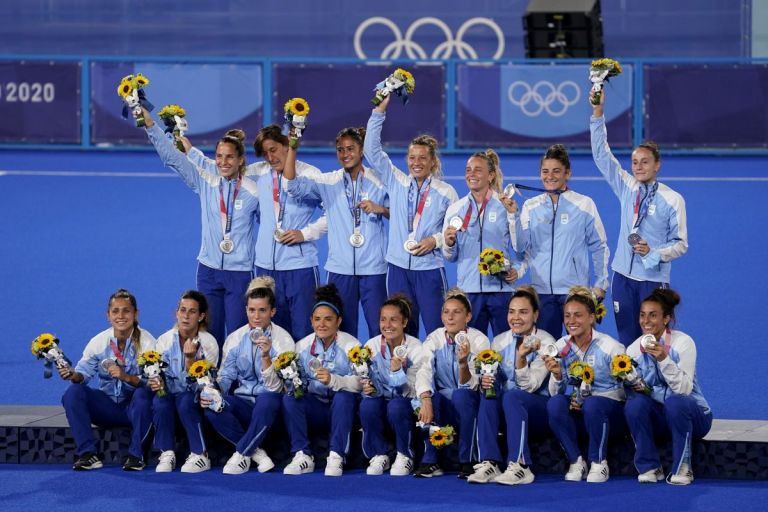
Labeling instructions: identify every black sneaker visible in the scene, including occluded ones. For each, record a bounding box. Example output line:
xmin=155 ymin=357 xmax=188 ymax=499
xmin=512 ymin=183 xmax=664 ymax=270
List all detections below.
xmin=414 ymin=463 xmax=444 ymax=478
xmin=73 ymin=452 xmax=103 ymax=471
xmin=457 ymin=462 xmax=475 ymax=480
xmin=122 ymin=455 xmax=146 ymax=471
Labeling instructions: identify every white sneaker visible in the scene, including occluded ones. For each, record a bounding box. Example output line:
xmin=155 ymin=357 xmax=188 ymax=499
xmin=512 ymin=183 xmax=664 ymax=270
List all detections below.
xmin=564 ymin=456 xmax=587 ymax=481
xmin=181 ymin=453 xmax=211 ymax=473
xmin=637 ymin=467 xmax=664 ymax=483
xmin=283 ymin=451 xmax=315 ymax=475
xmin=466 ymin=460 xmax=501 ymax=484
xmin=251 ymin=447 xmax=275 ymax=473
xmin=390 ymin=453 xmax=413 ymax=476
xmin=494 ymin=461 xmax=535 ymax=485
xmin=324 ymin=451 xmax=344 ymax=477
xmin=586 ymin=460 xmax=610 ymax=483
xmin=668 ymin=463 xmax=694 ymax=485
xmin=223 ymin=452 xmax=251 ymax=475
xmin=366 ymin=454 xmax=390 ymax=475
xmin=155 ymin=450 xmax=176 ymax=473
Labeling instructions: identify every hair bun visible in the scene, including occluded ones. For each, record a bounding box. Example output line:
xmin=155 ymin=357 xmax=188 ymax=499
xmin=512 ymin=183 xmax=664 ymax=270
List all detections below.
xmin=225 ymin=129 xmax=246 ymax=143
xmin=247 ymin=276 xmax=276 ymax=294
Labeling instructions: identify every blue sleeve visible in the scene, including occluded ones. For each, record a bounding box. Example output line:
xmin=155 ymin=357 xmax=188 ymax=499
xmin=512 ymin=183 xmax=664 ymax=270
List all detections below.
xmin=590 ymin=115 xmax=632 ymax=200
xmin=363 ymin=111 xmax=396 ymax=190
xmin=146 ymin=123 xmax=201 ymax=192
xmin=286 ymin=175 xmax=322 ymax=203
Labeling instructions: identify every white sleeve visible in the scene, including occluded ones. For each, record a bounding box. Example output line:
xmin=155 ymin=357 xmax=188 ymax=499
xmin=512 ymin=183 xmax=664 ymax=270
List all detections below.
xmin=658 ymin=334 xmax=696 ymax=396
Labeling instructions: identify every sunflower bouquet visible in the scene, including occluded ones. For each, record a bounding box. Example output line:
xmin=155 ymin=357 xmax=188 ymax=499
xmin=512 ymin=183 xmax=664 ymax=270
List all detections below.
xmin=31 ymin=333 xmax=71 ymax=379
xmin=348 ymin=345 xmax=376 ymax=395
xmin=478 ymin=248 xmax=511 ymax=277
xmin=371 ymin=67 xmax=416 ymax=106
xmin=589 ymin=58 xmax=622 ymax=105
xmin=611 ymin=354 xmax=650 ymax=394
xmin=116 ymin=73 xmax=154 ymax=127
xmin=138 ymin=350 xmax=168 ymax=397
xmin=274 ymin=351 xmax=307 ymax=399
xmin=474 ymin=349 xmax=503 ymax=398
xmin=567 ymin=360 xmax=594 ymax=410
xmin=158 ymin=104 xmax=188 ymax=152
xmin=187 ymin=360 xmax=224 ymax=412
xmin=282 ymin=98 xmax=310 ymax=149
xmin=427 ymin=424 xmax=455 ymax=448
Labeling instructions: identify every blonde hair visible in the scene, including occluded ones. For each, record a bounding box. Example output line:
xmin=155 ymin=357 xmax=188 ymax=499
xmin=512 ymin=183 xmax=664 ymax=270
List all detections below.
xmin=247 ymin=275 xmax=276 ymax=295
xmin=565 ymin=286 xmax=597 ymax=315
xmin=469 ymin=149 xmax=503 ymax=194
xmin=444 ymin=287 xmax=472 ymax=313
xmin=409 ymin=134 xmax=442 ymax=178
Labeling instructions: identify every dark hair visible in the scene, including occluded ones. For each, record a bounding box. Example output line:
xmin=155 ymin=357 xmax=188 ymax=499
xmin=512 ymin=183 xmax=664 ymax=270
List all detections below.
xmin=217 ymin=129 xmax=247 ymax=175
xmin=178 ymin=290 xmax=209 ymax=331
xmin=564 ymin=286 xmax=596 ymax=315
xmin=509 ymin=285 xmax=540 ymax=313
xmin=469 ymin=149 xmax=503 ymax=193
xmin=313 ymin=283 xmax=344 ymax=318
xmin=636 ymin=140 xmax=661 ymax=162
xmin=540 ymin=143 xmax=571 ymax=170
xmin=253 ymin=124 xmax=289 ymax=157
xmin=642 ymin=288 xmax=681 ymax=326
xmin=336 ymin=127 xmax=366 ymax=148
xmin=409 ymin=134 xmax=442 ymax=177
xmin=107 ymin=288 xmax=141 ymax=354
xmin=381 ymin=294 xmax=413 ymax=324
xmin=246 ymin=276 xmax=277 ymax=309
xmin=443 ymin=287 xmax=472 ymax=314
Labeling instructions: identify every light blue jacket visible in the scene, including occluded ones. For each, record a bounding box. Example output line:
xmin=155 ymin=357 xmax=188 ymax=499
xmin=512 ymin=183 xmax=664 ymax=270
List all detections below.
xmin=74 ymin=327 xmax=156 ymax=404
xmin=361 ymin=334 xmax=430 ymax=399
xmin=294 ymin=331 xmax=363 ymax=401
xmin=442 ymin=192 xmax=522 ymax=293
xmin=626 ymin=330 xmax=711 ymax=414
xmin=491 ymin=328 xmax=556 ymax=396
xmin=548 ymin=329 xmax=626 ymax=401
xmin=155 ymin=329 xmax=219 ymax=395
xmin=218 ymin=323 xmax=295 ymax=399
xmin=514 ymin=190 xmax=609 ymax=295
xmin=186 ymin=150 xmax=327 ymax=271
xmin=364 ymin=111 xmax=458 ymax=270
xmin=590 ymin=115 xmax=688 ymax=282
xmin=146 ymin=124 xmax=259 ymax=271
xmin=422 ymin=327 xmax=490 ymax=400
xmin=286 ymin=167 xmax=389 ymax=275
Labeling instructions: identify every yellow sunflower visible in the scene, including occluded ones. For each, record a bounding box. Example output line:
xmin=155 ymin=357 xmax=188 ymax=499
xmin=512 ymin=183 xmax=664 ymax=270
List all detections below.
xmin=595 ymin=302 xmax=607 ymax=322
xmin=359 ymin=346 xmax=373 ymax=362
xmin=158 ymin=104 xmax=186 ymax=119
xmin=31 ymin=333 xmax=56 ymax=355
xmin=284 ymin=97 xmax=310 ymax=116
xmin=478 ymin=262 xmax=490 ymax=275
xmin=275 ymin=351 xmax=296 ymax=370
xmin=476 ymin=349 xmax=501 ymax=364
xmin=117 ymin=80 xmax=133 ymax=98
xmin=611 ymin=354 xmax=633 ymax=377
xmin=134 ymin=73 xmax=149 ymax=87
xmin=430 ymin=430 xmax=447 ymax=447
xmin=394 ymin=68 xmax=416 ymax=94
xmin=138 ymin=351 xmax=161 ymax=366
xmin=347 ymin=346 xmax=361 ymax=364
xmin=568 ymin=360 xmax=585 ymax=379
xmin=582 ymin=365 xmax=594 ymax=385
xmin=188 ymin=360 xmax=211 ymax=379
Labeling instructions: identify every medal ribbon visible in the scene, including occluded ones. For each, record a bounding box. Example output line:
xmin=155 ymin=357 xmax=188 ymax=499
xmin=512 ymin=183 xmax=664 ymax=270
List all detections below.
xmin=219 ymin=178 xmax=242 ymax=238
xmin=632 ymin=182 xmax=658 ymax=229
xmin=461 ymin=189 xmax=492 ymax=231
xmin=408 ymin=178 xmax=432 ymax=237
xmin=109 ymin=338 xmax=127 ymax=366
xmin=272 ymin=171 xmax=287 ymax=230
xmin=310 ymin=335 xmax=338 ymax=366
xmin=344 ymin=170 xmax=365 ymax=231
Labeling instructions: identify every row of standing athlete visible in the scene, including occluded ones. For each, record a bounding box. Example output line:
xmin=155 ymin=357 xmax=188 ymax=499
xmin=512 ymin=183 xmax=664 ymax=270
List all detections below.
xmin=140 ymin=86 xmax=687 ymax=351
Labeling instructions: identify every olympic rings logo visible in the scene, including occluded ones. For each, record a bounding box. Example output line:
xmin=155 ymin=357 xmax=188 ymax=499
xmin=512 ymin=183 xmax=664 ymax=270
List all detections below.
xmin=507 ymin=80 xmax=581 ymax=117
xmin=353 ymin=16 xmax=505 ymax=60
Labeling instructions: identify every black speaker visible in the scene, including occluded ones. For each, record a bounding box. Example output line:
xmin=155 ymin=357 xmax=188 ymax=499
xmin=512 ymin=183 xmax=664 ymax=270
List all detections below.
xmin=523 ymin=0 xmax=604 ymax=58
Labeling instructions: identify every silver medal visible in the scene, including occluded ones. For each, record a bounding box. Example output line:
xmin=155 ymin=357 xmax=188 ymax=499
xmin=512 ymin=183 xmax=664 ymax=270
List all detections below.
xmin=503 ymin=184 xmax=517 ymax=198
xmin=627 ymin=232 xmax=642 ymax=247
xmin=449 ymin=216 xmax=464 ymax=230
xmin=349 ymin=231 xmax=365 ymax=248
xmin=219 ymin=238 xmax=235 ymax=254
xmin=393 ymin=345 xmax=408 ymax=359
xmin=404 ymin=238 xmax=418 ymax=253
xmin=249 ymin=328 xmax=264 ymax=343
xmin=640 ymin=334 xmax=657 ymax=349
xmin=273 ymin=228 xmax=285 ymax=242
